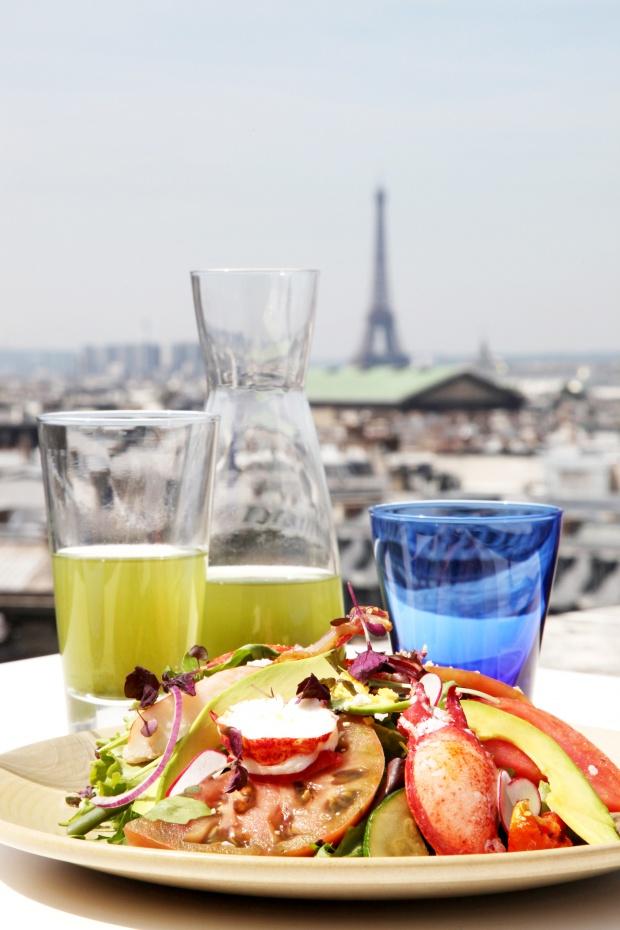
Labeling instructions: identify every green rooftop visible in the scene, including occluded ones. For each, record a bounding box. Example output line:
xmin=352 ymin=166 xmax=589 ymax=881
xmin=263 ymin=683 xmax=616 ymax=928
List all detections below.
xmin=306 ymin=364 xmax=461 ymax=406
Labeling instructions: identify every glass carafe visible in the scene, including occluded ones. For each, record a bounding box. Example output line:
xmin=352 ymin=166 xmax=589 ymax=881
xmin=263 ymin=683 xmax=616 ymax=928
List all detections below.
xmin=191 ymin=269 xmax=343 ymax=656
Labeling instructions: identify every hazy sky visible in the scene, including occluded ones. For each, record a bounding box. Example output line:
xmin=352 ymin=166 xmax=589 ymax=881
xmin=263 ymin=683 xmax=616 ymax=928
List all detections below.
xmin=1 ymin=1 xmax=619 ymax=362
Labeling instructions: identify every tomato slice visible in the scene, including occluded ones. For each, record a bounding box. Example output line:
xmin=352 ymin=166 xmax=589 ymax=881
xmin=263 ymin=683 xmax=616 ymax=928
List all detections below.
xmin=483 ymin=739 xmax=544 ymax=784
xmin=124 ymin=718 xmax=385 ymax=856
xmin=489 ymin=696 xmax=620 ymax=812
xmin=508 ymin=800 xmax=573 ymax=852
xmin=426 ymin=665 xmax=530 ymax=703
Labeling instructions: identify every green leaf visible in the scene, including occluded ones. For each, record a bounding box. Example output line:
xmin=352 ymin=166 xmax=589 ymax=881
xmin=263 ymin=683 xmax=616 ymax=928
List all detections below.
xmin=143 ymin=796 xmax=214 ymax=824
xmin=373 ymin=721 xmax=408 ymax=760
xmin=333 ymin=820 xmax=367 ymax=857
xmin=313 ymin=824 xmax=367 ymax=858
xmin=97 ymin=806 xmax=141 ymax=844
xmin=315 ymin=842 xmax=336 ymax=857
xmin=89 ymin=750 xmax=159 ymax=799
xmin=180 ymin=654 xmax=200 ymax=673
xmin=206 ymin=643 xmax=280 ymax=675
xmin=90 ymin=750 xmax=128 ymax=797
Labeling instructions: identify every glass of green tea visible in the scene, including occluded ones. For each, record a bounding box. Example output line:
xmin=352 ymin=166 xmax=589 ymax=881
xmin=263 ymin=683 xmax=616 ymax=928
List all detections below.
xmin=37 ymin=410 xmax=219 ymax=731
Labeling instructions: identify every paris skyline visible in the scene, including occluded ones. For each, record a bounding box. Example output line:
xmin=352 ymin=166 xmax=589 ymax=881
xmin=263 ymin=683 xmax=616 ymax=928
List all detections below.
xmin=1 ymin=1 xmax=619 ymax=361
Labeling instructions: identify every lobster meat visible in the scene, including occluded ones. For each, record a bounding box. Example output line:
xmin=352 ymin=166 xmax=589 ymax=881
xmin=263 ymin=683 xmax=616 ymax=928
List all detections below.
xmin=398 ymin=683 xmax=505 ymax=855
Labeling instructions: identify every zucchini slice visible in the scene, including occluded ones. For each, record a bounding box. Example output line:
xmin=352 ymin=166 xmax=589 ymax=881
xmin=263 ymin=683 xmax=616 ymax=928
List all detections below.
xmin=363 ymin=789 xmax=429 ymax=857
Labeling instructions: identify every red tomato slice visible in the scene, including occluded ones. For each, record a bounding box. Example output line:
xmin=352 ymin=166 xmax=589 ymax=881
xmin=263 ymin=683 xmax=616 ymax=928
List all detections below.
xmin=124 ymin=718 xmax=384 ymax=856
xmin=483 ymin=739 xmax=544 ymax=784
xmin=426 ymin=665 xmax=531 ymax=703
xmin=490 ymin=696 xmax=620 ymax=812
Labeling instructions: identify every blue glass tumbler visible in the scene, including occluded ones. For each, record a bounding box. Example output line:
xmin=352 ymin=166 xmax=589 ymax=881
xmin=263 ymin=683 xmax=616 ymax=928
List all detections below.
xmin=369 ymin=501 xmax=562 ymax=695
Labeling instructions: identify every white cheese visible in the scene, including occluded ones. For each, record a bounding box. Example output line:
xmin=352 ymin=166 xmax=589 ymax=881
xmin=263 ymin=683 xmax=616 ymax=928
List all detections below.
xmin=217 ymin=695 xmax=339 ymax=776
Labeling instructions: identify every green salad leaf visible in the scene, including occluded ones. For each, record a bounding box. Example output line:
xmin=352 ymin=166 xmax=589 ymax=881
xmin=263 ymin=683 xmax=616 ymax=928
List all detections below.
xmin=372 ymin=721 xmax=408 ymax=760
xmin=143 ymin=796 xmax=214 ymax=824
xmin=315 ymin=820 xmax=367 ymax=858
xmin=204 ymin=643 xmax=281 ymax=675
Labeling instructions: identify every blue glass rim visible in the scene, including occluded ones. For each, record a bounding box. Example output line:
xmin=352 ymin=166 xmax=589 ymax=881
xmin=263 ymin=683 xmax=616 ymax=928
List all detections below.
xmin=369 ymin=500 xmax=563 ymax=525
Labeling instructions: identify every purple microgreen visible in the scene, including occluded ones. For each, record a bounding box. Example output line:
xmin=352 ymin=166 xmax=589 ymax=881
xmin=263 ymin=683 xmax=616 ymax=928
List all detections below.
xmin=66 ymin=783 xmax=95 ymax=807
xmin=372 ymin=757 xmax=406 ymax=810
xmin=161 ymin=670 xmax=197 ymax=697
xmin=365 ymin=619 xmax=388 ymax=637
xmin=296 ymin=673 xmax=331 ymax=704
xmin=347 ymin=582 xmax=373 ymax=646
xmin=330 ymin=617 xmax=349 ymax=628
xmin=227 ymin=726 xmax=244 ymax=760
xmin=347 ymin=580 xmax=360 ymax=609
xmin=124 ymin=666 xmax=161 ymax=708
xmin=139 ymin=714 xmax=158 ymax=738
xmin=386 ymin=652 xmax=426 ymax=684
xmin=187 ymin=644 xmax=208 ymax=662
xmin=383 ymin=756 xmax=406 ymax=794
xmin=226 ymin=761 xmax=249 ymax=793
xmin=348 ymin=646 xmax=394 ymax=683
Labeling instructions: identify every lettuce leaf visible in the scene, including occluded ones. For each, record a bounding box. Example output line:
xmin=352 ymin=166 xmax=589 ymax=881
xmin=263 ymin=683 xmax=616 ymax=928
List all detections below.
xmin=143 ymin=796 xmax=214 ymax=824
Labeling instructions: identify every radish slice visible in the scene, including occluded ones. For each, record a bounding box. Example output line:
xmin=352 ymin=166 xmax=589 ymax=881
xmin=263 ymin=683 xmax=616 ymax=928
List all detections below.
xmin=498 ymin=772 xmax=541 ymax=831
xmin=90 ymin=687 xmax=184 ymax=810
xmin=509 ymin=777 xmax=542 ymax=816
xmin=420 ymin=672 xmax=442 ymax=706
xmin=166 ymin=750 xmax=228 ymax=798
xmin=497 ymin=769 xmax=512 ymax=828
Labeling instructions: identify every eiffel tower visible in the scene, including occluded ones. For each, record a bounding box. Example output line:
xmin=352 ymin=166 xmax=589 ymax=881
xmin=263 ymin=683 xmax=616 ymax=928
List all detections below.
xmin=355 ymin=188 xmax=410 ymax=368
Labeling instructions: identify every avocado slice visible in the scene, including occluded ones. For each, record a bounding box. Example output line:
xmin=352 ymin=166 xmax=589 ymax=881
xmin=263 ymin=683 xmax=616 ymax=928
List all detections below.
xmin=157 ymin=652 xmax=337 ymax=799
xmin=462 ymin=700 xmax=620 ymax=846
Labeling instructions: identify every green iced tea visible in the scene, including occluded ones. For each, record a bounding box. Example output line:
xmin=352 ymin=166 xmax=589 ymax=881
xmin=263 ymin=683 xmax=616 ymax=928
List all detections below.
xmin=202 ymin=565 xmax=344 ymax=658
xmin=53 ymin=544 xmax=207 ymax=700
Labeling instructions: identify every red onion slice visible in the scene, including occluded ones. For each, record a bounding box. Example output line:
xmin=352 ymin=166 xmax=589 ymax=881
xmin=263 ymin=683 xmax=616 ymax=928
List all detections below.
xmin=90 ymin=686 xmax=183 ymax=810
xmin=420 ymin=672 xmax=442 ymax=706
xmin=498 ymin=772 xmax=541 ymax=831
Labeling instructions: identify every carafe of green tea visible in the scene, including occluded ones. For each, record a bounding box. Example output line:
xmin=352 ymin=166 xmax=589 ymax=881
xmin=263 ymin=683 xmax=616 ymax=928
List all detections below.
xmin=192 ymin=269 xmax=343 ymax=656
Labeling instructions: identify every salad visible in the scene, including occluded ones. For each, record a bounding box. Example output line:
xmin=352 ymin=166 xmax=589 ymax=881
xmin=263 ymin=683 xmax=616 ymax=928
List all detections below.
xmin=64 ymin=603 xmax=620 ymax=858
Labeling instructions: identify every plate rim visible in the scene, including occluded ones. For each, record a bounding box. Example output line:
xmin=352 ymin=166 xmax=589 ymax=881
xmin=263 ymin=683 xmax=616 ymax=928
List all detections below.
xmin=1 ymin=726 xmax=620 ymax=899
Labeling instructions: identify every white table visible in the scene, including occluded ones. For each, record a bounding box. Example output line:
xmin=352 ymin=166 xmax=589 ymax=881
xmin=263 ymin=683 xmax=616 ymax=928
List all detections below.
xmin=1 ymin=655 xmax=619 ymax=929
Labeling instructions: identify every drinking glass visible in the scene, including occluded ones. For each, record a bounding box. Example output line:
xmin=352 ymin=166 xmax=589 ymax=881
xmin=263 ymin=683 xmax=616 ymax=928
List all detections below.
xmin=38 ymin=410 xmax=219 ymax=730
xmin=370 ymin=501 xmax=562 ymax=695
xmin=191 ymin=269 xmax=343 ymax=656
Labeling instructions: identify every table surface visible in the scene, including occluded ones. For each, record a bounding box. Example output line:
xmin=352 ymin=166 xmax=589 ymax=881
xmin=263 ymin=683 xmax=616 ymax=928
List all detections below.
xmin=1 ymin=654 xmax=619 ymax=929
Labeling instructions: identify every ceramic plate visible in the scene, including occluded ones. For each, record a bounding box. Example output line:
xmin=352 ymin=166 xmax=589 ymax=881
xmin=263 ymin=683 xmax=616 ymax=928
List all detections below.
xmin=0 ymin=726 xmax=619 ymax=899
